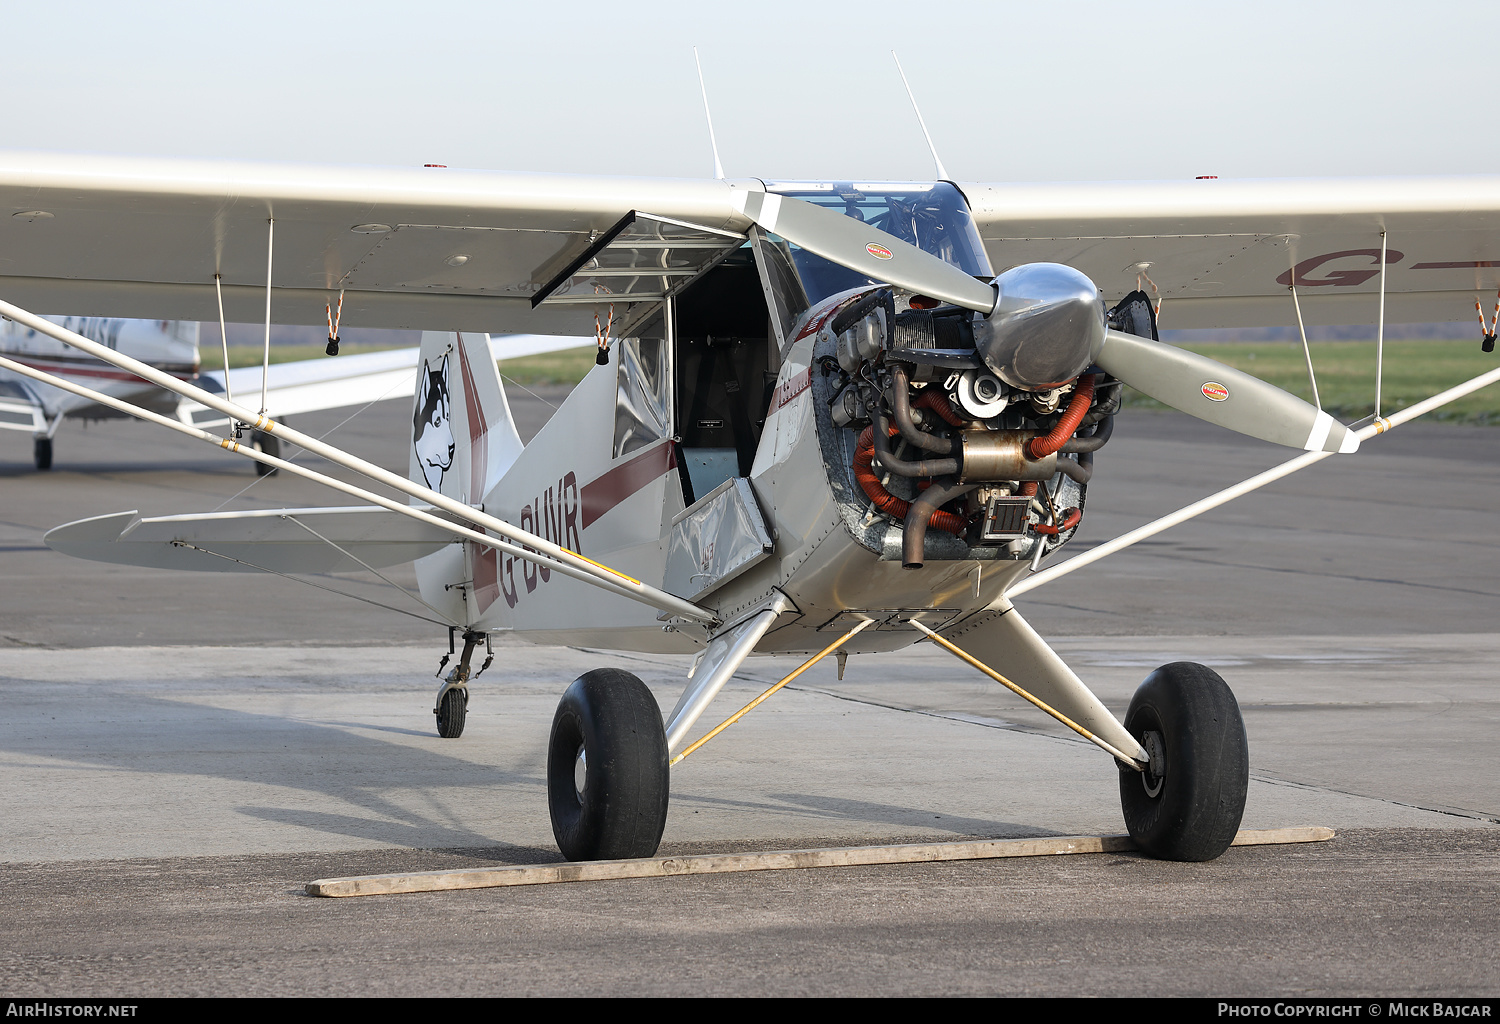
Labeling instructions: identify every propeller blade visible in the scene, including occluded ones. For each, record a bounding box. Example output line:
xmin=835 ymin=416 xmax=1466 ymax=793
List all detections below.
xmin=734 ymin=190 xmax=997 ymax=313
xmin=1094 ymin=329 xmax=1360 ymax=454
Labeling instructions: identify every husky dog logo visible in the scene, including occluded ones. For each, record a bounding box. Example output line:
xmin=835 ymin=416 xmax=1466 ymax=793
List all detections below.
xmin=413 ymin=354 xmax=455 ymax=491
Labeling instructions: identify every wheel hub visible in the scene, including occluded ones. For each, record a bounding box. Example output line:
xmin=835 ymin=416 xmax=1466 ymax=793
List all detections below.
xmin=1141 ymin=729 xmax=1167 ymax=798
xmin=573 ymin=744 xmax=587 ymax=801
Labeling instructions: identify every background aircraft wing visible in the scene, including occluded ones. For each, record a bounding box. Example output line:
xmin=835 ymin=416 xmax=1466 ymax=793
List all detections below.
xmin=176 ymin=333 xmax=589 ymax=428
xmin=0 ymin=152 xmax=751 ymax=337
xmin=0 ymin=378 xmax=53 ymax=433
xmin=959 ymin=176 xmax=1500 ymax=328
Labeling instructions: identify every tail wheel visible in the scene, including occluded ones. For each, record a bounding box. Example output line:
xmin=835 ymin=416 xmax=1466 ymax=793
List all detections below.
xmin=33 ymin=437 xmax=52 ymax=471
xmin=547 ymin=668 xmax=669 ymax=861
xmin=250 ymin=430 xmax=279 ymax=476
xmin=1119 ymin=661 xmax=1248 ymax=862
xmin=435 ymin=687 xmax=466 ymax=739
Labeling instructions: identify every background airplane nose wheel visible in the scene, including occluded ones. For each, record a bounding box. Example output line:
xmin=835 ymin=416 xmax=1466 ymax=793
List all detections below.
xmin=33 ymin=437 xmax=52 ymax=470
xmin=434 ymin=686 xmax=467 ymax=739
xmin=1119 ymin=661 xmax=1248 ymax=862
xmin=250 ymin=429 xmax=279 ymax=476
xmin=547 ymin=668 xmax=669 ymax=861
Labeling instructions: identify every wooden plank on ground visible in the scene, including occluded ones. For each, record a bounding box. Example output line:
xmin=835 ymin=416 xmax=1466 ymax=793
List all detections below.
xmin=305 ymin=827 xmax=1335 ymax=898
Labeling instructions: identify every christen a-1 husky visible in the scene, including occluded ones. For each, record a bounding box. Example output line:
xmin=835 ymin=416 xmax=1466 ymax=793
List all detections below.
xmin=5 ymin=155 xmax=1500 ymax=863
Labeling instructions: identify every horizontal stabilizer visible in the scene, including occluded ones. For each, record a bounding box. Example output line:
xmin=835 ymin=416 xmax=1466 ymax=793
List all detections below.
xmin=44 ymin=506 xmax=457 ymax=573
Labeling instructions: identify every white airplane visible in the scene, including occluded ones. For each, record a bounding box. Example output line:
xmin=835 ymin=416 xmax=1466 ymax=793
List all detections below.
xmin=3 ymin=153 xmax=1498 ymax=867
xmin=0 ymin=316 xmax=199 ymax=468
xmin=0 ymin=313 xmax=588 ymax=470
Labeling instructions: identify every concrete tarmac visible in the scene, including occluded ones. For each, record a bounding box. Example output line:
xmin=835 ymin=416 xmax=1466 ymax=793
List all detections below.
xmin=0 ymin=392 xmax=1497 ymax=996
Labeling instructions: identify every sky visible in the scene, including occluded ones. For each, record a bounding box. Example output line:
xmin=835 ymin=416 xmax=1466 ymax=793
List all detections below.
xmin=6 ymin=0 xmax=1498 ymax=184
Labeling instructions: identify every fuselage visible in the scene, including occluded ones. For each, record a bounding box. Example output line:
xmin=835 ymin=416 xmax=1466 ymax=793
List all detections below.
xmin=0 ymin=316 xmax=199 ymax=420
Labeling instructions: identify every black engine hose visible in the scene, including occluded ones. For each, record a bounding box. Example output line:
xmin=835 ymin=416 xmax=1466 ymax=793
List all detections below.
xmin=902 ymin=476 xmax=977 ymax=569
xmin=1054 ymin=455 xmax=1092 ymax=485
xmin=888 ymin=364 xmax=954 ymax=454
xmin=1060 ymin=414 xmax=1114 ymax=453
xmin=830 ymin=288 xmax=893 ymax=336
xmin=872 ymin=412 xmax=959 ymax=478
xmin=1081 ymin=383 xmax=1123 ymax=426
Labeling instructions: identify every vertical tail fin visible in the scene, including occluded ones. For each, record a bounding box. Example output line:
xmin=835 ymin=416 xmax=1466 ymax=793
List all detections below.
xmin=410 ymin=331 xmax=523 ymax=506
xmin=411 ymin=331 xmax=525 ymax=627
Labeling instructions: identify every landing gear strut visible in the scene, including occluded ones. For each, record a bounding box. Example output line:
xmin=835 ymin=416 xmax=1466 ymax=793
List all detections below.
xmin=547 ymin=668 xmax=670 ymax=861
xmin=433 ymin=630 xmax=490 ymax=739
xmin=1119 ymin=662 xmax=1248 ymax=861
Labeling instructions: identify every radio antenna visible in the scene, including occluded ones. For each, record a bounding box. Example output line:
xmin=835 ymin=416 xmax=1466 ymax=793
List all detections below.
xmin=892 ymin=51 xmax=950 ymax=182
xmin=693 ymin=47 xmax=725 ymax=180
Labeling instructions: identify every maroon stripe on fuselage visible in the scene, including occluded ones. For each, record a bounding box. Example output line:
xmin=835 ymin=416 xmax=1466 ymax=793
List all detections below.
xmin=580 ymin=442 xmax=677 ymax=531
xmin=2 ymin=356 xmax=196 ymax=383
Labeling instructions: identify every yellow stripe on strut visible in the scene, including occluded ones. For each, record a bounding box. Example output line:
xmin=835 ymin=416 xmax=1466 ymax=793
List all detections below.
xmin=670 ymin=618 xmax=875 ymax=766
xmin=564 ymin=548 xmax=642 ymax=587
xmin=907 ymin=618 xmax=1146 ymax=769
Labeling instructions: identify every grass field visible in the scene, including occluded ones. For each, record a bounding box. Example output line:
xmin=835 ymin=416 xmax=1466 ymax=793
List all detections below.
xmin=209 ymin=339 xmax=1500 ymax=424
xmin=201 ymin=342 xmax=417 ymax=370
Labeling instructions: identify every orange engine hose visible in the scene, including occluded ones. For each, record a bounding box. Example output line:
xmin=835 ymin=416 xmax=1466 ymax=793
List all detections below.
xmin=1025 ymin=375 xmax=1097 ymax=460
xmin=1033 ymin=507 xmax=1082 ymax=535
xmin=913 ymin=388 xmax=965 ymax=427
xmin=854 ymin=425 xmax=968 ymax=536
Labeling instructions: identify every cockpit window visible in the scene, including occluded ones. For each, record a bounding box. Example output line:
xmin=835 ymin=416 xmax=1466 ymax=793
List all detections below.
xmin=759 ymin=181 xmax=994 ymax=308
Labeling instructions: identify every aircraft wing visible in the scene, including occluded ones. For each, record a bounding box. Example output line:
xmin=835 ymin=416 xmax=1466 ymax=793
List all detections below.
xmin=0 ymin=152 xmax=751 ymax=338
xmin=177 ymin=334 xmax=589 ymax=428
xmin=0 ymin=378 xmax=52 ymax=433
xmin=959 ymin=176 xmax=1500 ymax=328
xmin=3 ymin=150 xmax=1499 ymax=337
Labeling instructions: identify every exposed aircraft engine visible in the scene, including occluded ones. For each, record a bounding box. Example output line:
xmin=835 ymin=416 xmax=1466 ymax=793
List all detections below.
xmin=821 ymin=279 xmax=1128 ymax=570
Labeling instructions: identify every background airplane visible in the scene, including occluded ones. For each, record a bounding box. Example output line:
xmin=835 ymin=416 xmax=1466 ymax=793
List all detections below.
xmin=0 ymin=314 xmax=588 ymax=470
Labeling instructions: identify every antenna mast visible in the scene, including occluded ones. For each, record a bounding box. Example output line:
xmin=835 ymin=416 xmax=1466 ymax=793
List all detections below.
xmin=693 ymin=47 xmax=725 ymax=180
xmin=892 ymin=51 xmax=950 ymax=181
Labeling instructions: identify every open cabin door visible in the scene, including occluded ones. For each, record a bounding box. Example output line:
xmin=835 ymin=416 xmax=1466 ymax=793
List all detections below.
xmin=633 ymin=248 xmax=780 ymax=601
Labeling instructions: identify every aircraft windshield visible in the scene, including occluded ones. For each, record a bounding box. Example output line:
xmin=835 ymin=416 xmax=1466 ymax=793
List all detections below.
xmin=762 ymin=181 xmax=993 ymax=308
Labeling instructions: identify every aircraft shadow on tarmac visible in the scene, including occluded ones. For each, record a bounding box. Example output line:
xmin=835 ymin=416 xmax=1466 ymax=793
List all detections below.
xmin=0 ymin=689 xmax=549 ymax=853
xmin=660 ymin=786 xmax=1052 ymax=841
xmin=0 ymin=459 xmax=246 ymax=478
xmin=764 ymin=792 xmax=1063 ymax=840
xmin=4 ymin=681 xmax=1084 ymax=855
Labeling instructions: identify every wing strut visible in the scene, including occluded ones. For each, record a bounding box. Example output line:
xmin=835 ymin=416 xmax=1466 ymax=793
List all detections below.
xmin=1288 ymin=280 xmax=1322 ymax=411
xmin=1008 ymin=361 xmax=1500 ymax=600
xmin=0 ymin=302 xmax=718 ymax=626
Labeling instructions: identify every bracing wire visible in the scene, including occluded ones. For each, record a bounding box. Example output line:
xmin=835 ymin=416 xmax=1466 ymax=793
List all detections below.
xmin=169 ymin=539 xmax=454 ymax=627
